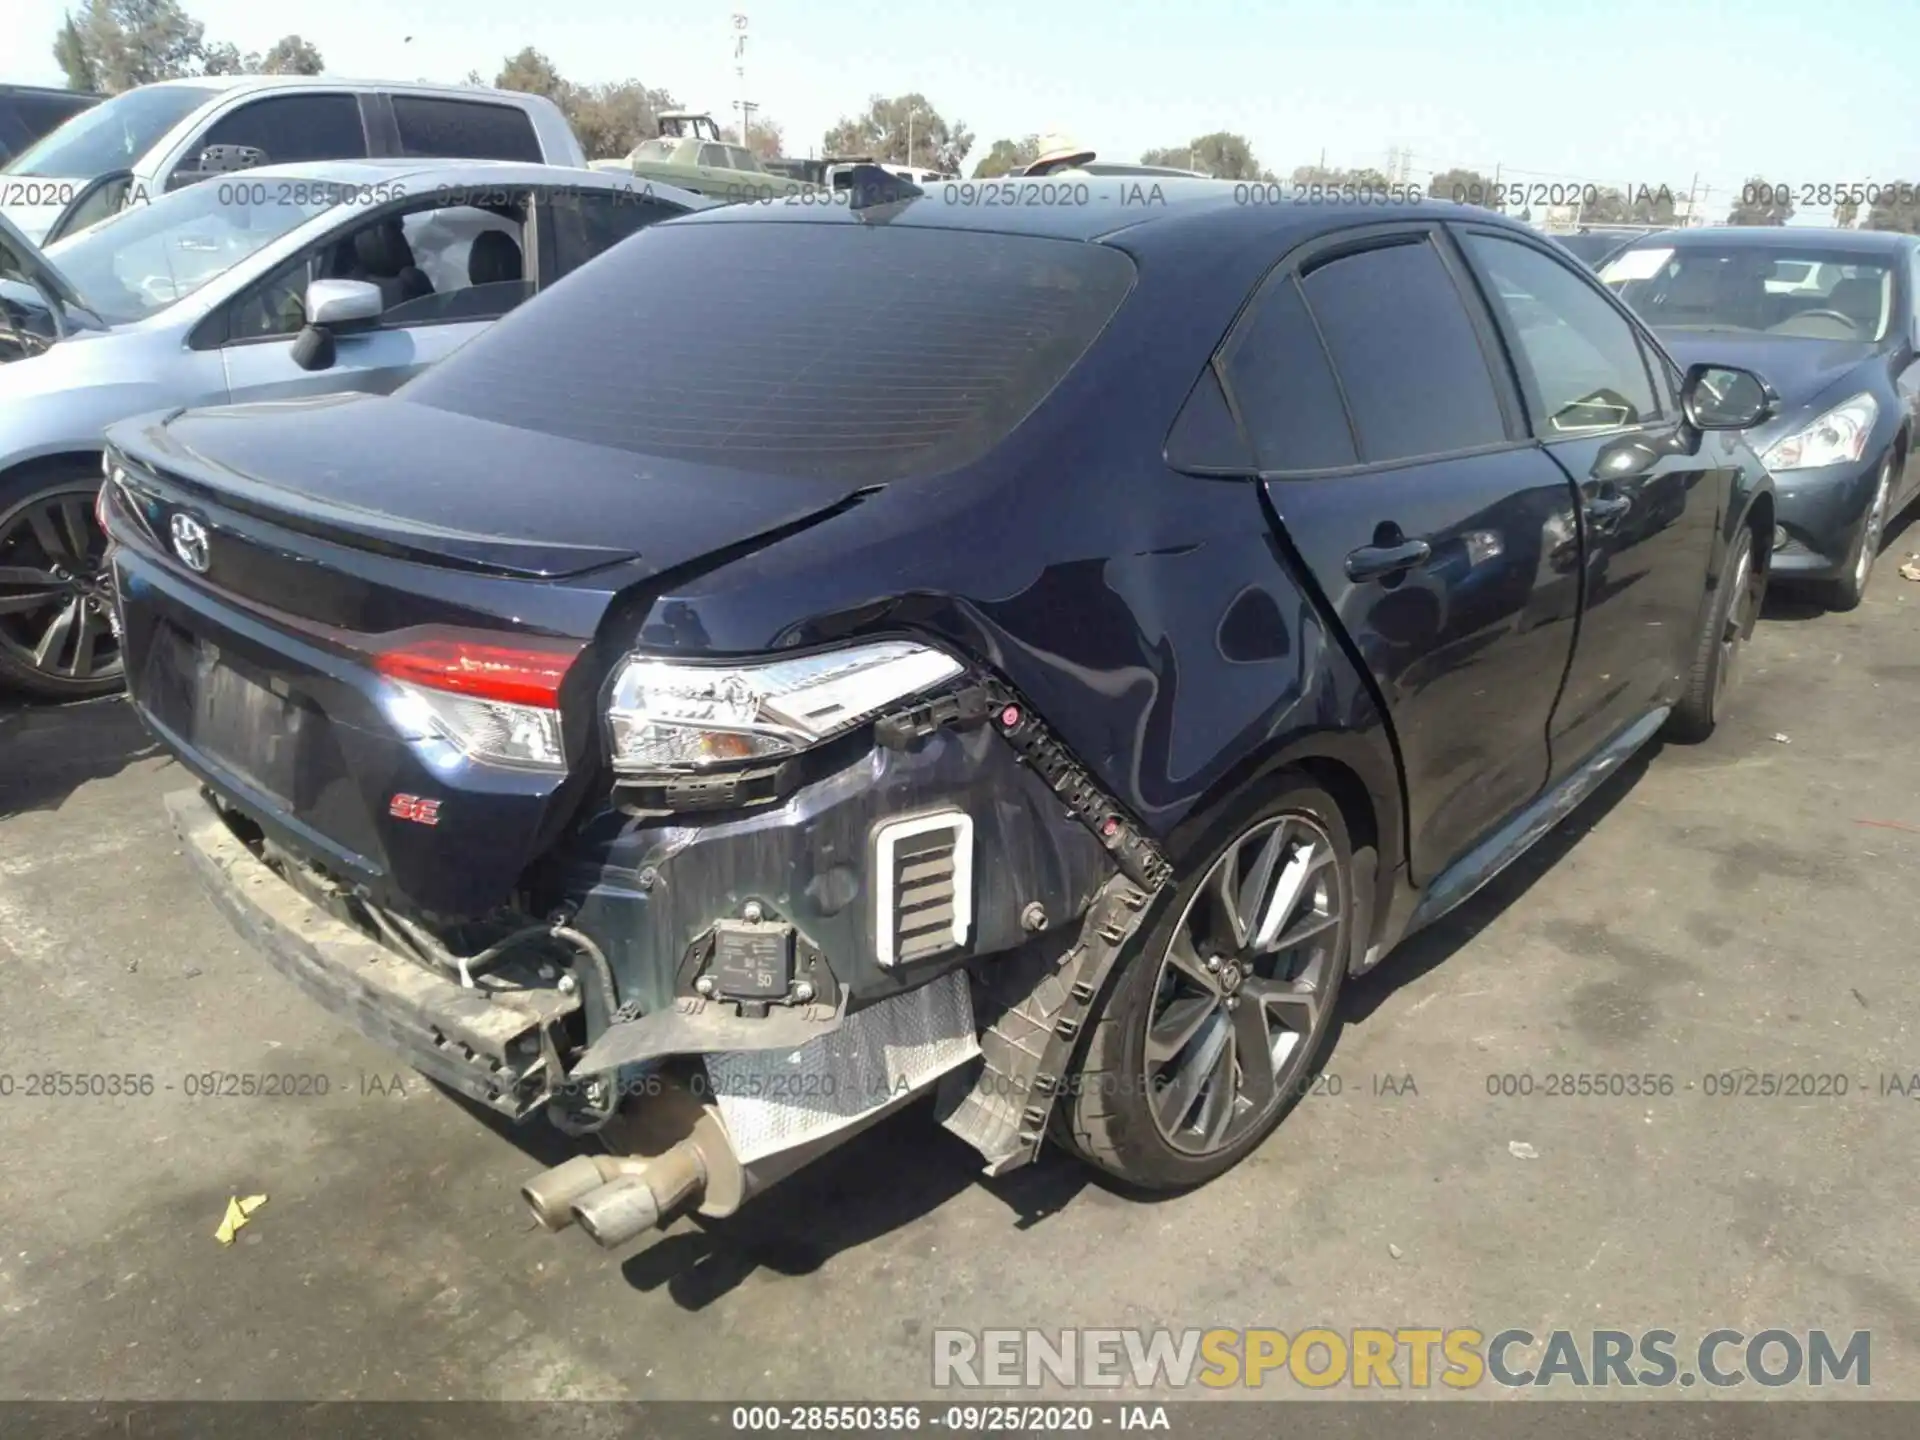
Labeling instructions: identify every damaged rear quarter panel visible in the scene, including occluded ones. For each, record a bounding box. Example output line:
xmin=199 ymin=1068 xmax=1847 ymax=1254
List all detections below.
xmin=557 ymin=722 xmax=1113 ymax=1017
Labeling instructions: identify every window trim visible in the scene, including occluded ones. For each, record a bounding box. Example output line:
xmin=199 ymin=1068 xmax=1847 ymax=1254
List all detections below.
xmin=1448 ymin=221 xmax=1673 ymax=440
xmin=1208 ymin=220 xmax=1533 ymax=481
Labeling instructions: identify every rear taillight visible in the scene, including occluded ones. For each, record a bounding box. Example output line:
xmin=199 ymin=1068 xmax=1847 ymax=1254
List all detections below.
xmin=372 ymin=628 xmax=585 ymax=772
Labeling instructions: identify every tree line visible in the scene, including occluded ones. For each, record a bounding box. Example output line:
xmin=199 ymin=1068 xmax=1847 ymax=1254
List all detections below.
xmin=43 ymin=7 xmax=1920 ymax=234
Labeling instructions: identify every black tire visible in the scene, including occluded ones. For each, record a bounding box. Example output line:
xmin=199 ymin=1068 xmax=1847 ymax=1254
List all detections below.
xmin=1819 ymin=455 xmax=1894 ymax=613
xmin=1057 ymin=777 xmax=1352 ymax=1191
xmin=1664 ymin=521 xmax=1760 ymax=743
xmin=0 ymin=462 xmax=121 ymax=700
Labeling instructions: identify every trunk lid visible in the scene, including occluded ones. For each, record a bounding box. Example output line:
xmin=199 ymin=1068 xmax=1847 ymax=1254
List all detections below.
xmin=104 ymin=396 xmax=876 ymax=917
xmin=110 ymin=392 xmax=869 ymax=582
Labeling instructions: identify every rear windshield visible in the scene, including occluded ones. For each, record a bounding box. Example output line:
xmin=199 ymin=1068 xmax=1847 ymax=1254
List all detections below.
xmin=401 ymin=220 xmax=1137 ymax=483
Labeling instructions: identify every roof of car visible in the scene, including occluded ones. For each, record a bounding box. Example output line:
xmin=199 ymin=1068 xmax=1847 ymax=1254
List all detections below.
xmin=117 ymin=75 xmax=550 ymax=104
xmin=192 ymin=156 xmax=707 ymax=202
xmin=1637 ymin=225 xmax=1918 ymax=253
xmin=677 ymin=177 xmax=1537 ymax=247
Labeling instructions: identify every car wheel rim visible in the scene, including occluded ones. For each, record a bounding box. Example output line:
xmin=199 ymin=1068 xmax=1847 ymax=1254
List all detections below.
xmin=1143 ymin=813 xmax=1347 ymax=1157
xmin=0 ymin=485 xmax=121 ymax=686
xmin=1714 ymin=536 xmax=1754 ymax=710
xmin=1854 ymin=463 xmax=1891 ymax=592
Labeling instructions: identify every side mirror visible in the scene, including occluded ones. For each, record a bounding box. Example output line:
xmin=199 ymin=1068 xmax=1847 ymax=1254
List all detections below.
xmin=291 ymin=279 xmax=383 ymax=372
xmin=306 ymin=278 xmax=383 ymax=329
xmin=165 ymin=143 xmax=269 ymax=192
xmin=1681 ymin=363 xmax=1779 ymax=431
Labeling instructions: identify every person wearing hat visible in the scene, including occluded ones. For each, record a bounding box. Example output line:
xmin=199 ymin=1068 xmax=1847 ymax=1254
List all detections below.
xmin=1021 ymin=133 xmax=1097 ymax=176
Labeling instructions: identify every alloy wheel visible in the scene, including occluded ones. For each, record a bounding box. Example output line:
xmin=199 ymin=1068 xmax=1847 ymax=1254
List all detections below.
xmin=1713 ymin=532 xmax=1757 ymax=712
xmin=1143 ymin=813 xmax=1347 ymax=1156
xmin=0 ymin=485 xmax=121 ymax=688
xmin=1853 ymin=461 xmax=1892 ymax=594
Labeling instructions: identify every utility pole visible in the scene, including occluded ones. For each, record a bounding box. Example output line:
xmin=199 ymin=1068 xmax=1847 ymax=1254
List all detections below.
xmin=734 ymin=99 xmax=759 ymax=151
xmin=906 ymin=107 xmax=915 ymax=167
xmin=1686 ymin=172 xmax=1699 ymax=226
xmin=731 ymin=13 xmax=750 ymax=147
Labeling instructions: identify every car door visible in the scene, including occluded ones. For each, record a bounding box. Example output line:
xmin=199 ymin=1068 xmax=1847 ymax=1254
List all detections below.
xmin=1225 ymin=223 xmax=1585 ymax=881
xmin=214 ymin=196 xmax=534 ymax=404
xmin=1451 ymin=225 xmax=1725 ymax=773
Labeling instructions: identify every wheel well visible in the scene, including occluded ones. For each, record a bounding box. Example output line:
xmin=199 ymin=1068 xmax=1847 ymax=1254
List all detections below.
xmin=0 ymin=450 xmax=104 ymax=496
xmin=1291 ymin=755 xmax=1379 ymax=862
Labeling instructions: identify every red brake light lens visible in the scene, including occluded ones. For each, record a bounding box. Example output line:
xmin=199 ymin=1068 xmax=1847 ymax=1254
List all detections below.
xmin=371 ymin=630 xmax=585 ymax=708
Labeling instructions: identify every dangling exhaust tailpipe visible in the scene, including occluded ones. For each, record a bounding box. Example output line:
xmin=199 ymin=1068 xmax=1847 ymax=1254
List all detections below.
xmin=520 ymin=1080 xmax=744 ymax=1248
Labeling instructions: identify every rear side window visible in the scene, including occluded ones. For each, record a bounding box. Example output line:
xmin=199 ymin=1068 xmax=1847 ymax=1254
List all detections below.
xmin=199 ymin=94 xmax=368 ymax=164
xmin=403 ymin=222 xmax=1137 ymax=484
xmin=543 ymin=191 xmax=689 ymax=276
xmin=1300 ymin=239 xmax=1508 ymax=464
xmin=392 ymin=96 xmax=542 ymax=162
xmin=1224 ymin=277 xmax=1358 ymax=470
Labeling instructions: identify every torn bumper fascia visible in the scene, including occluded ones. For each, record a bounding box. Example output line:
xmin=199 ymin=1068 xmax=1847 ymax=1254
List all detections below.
xmin=165 ymin=787 xmax=577 ymax=1120
xmin=557 ymin=715 xmax=1116 ymax=1076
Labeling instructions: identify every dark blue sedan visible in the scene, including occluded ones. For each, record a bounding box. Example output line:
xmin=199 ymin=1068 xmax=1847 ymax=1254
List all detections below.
xmin=1602 ymin=226 xmax=1920 ymax=609
xmin=101 ymin=182 xmax=1780 ymax=1236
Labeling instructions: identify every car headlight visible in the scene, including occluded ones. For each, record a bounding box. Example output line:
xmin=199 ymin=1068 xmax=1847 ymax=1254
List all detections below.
xmin=1761 ymin=393 xmax=1877 ymax=471
xmin=606 ymin=640 xmax=965 ymax=775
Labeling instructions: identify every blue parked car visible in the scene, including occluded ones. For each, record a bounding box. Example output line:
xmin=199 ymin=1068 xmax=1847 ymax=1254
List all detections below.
xmin=103 ymin=182 xmax=1778 ymax=1246
xmin=1603 ymin=226 xmax=1920 ymax=609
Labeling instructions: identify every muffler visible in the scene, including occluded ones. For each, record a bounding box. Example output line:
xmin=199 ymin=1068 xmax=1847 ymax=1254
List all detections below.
xmin=521 ymin=1079 xmax=743 ymax=1248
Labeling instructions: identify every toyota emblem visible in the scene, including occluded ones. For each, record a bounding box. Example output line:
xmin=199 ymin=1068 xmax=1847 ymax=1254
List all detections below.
xmin=169 ymin=512 xmax=210 ymax=573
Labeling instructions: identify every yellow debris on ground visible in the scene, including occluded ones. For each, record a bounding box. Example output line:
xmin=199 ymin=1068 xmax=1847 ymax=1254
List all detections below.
xmin=214 ymin=1194 xmax=268 ymax=1245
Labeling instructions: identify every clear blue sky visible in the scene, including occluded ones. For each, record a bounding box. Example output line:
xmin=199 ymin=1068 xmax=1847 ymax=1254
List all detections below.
xmin=16 ymin=0 xmax=1918 ymax=219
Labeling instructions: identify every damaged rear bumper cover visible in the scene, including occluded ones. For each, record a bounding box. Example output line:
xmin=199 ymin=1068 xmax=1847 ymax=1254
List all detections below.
xmin=165 ymin=787 xmax=570 ymax=1120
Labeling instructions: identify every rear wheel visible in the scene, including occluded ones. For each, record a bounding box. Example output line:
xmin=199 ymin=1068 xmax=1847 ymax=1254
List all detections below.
xmin=1059 ymin=780 xmax=1351 ymax=1190
xmin=1821 ymin=456 xmax=1893 ymax=613
xmin=0 ymin=465 xmax=122 ymax=700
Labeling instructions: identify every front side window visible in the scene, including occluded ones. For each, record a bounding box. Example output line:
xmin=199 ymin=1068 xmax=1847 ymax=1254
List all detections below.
xmin=194 ymin=94 xmax=368 ymax=168
xmin=228 ymin=198 xmax=533 ymax=340
xmin=1298 ymin=238 xmax=1508 ymax=464
xmin=1602 ymin=241 xmax=1896 ymax=343
xmin=4 ymin=84 xmax=215 ymax=178
xmin=1464 ymin=232 xmax=1659 ymax=436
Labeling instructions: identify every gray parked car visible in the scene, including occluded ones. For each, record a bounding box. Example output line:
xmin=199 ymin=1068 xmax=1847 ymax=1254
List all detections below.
xmin=0 ymin=157 xmax=707 ymax=697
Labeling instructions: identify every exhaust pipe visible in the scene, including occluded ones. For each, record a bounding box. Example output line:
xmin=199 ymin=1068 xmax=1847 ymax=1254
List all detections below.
xmin=521 ymin=1080 xmax=742 ymax=1246
xmin=520 ymin=1154 xmax=623 ymax=1232
xmin=571 ymin=1136 xmax=708 ymax=1249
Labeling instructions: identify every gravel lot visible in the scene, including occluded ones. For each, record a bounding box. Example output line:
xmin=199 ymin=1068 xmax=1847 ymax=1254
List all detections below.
xmin=4 ymin=538 xmax=1919 ymax=1403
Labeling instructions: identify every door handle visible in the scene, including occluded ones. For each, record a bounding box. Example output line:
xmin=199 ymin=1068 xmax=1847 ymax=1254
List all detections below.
xmin=1345 ymin=538 xmax=1433 ymax=581
xmin=1585 ymin=494 xmax=1632 ymax=531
